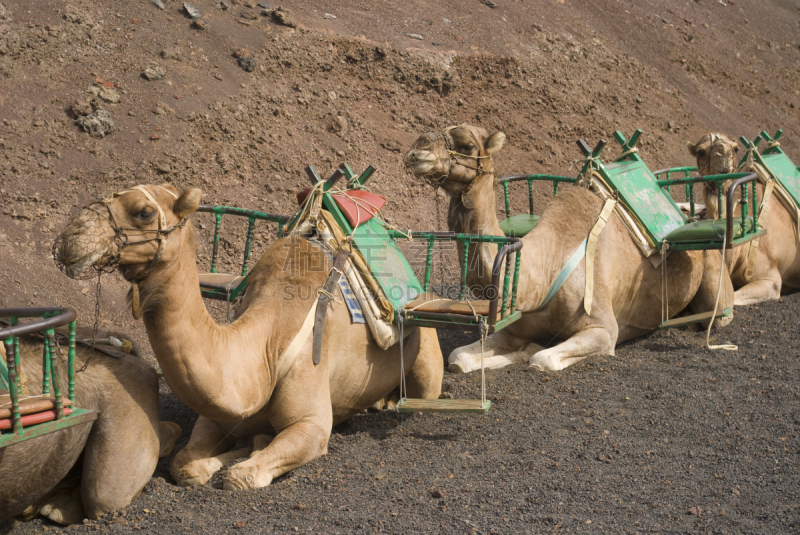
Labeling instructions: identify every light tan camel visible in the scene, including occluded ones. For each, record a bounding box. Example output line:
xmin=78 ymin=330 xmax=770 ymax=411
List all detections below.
xmin=404 ymin=125 xmax=734 ymax=373
xmin=54 ymin=185 xmax=442 ymax=491
xmin=688 ymin=133 xmax=800 ymax=304
xmin=0 ymin=329 xmax=181 ymax=525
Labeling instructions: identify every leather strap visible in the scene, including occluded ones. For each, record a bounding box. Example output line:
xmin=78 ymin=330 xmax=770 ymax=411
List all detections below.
xmin=745 ymin=179 xmax=774 ymax=280
xmin=312 ymin=246 xmax=351 ymax=365
xmin=584 ymin=197 xmax=617 ymax=316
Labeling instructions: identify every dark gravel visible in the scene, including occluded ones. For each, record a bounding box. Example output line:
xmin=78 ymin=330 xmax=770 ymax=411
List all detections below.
xmin=6 ymin=294 xmax=800 ymax=534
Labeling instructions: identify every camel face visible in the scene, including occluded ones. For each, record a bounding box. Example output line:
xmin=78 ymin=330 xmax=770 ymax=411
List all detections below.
xmin=687 ymin=133 xmax=739 ymax=218
xmin=687 ymin=132 xmax=738 ymax=176
xmin=404 ymin=125 xmax=505 ymax=193
xmin=55 ymin=185 xmax=201 ymax=281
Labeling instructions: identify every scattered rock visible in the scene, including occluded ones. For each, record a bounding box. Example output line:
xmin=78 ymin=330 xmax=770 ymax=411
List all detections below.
xmin=94 ymin=86 xmax=120 ymax=104
xmin=430 ymin=489 xmax=444 ymax=499
xmin=268 ymin=7 xmax=297 ymax=28
xmin=156 ymin=162 xmax=172 ymax=174
xmin=183 ymin=3 xmax=202 ymax=19
xmin=323 ymin=13 xmax=336 ymax=19
xmin=217 ymin=1 xmax=230 ymax=10
xmin=407 ymin=33 xmax=423 ymax=40
xmin=233 ymin=48 xmax=251 ymax=58
xmin=482 ymin=0 xmax=498 ymax=7
xmin=192 ymin=19 xmax=209 ymax=30
xmin=152 ymin=0 xmax=165 ymax=9
xmin=70 ymin=99 xmax=94 ymax=117
xmin=160 ymin=47 xmax=182 ymax=61
xmin=76 ymin=110 xmax=114 ymax=138
xmin=688 ymin=506 xmax=702 ymax=516
xmin=237 ymin=56 xmax=257 ymax=72
xmin=257 ymin=2 xmax=272 ymax=8
xmin=152 ymin=102 xmax=175 ymax=116
xmin=143 ymin=64 xmax=166 ymax=80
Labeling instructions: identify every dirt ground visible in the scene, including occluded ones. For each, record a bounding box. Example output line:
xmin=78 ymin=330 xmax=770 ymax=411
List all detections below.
xmin=1 ymin=0 xmax=800 ymax=533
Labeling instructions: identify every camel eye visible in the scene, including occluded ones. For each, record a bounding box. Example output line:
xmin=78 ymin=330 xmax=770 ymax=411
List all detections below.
xmin=136 ymin=208 xmax=156 ymax=220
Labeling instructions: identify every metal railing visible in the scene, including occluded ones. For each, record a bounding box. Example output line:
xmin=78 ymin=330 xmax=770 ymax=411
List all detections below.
xmin=498 ymin=174 xmax=577 ymax=220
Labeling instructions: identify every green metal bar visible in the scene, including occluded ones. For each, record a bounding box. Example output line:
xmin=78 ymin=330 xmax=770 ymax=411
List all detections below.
xmin=459 ymin=239 xmax=470 ymax=300
xmin=717 ymin=187 xmax=723 ymax=218
xmin=554 ymin=181 xmax=559 ymax=195
xmin=503 ymin=182 xmax=511 ymax=218
xmin=5 ymin=337 xmax=22 ymax=438
xmin=211 ymin=212 xmax=222 ymax=274
xmin=752 ymin=179 xmax=758 ymax=230
xmin=241 ymin=217 xmax=256 ymax=277
xmin=68 ymin=321 xmax=76 ymax=402
xmin=46 ymin=331 xmax=64 ymax=421
xmin=741 ymin=183 xmax=749 ymax=236
xmin=510 ymin=251 xmax=521 ymax=314
xmin=423 ymin=234 xmax=434 ymax=292
xmin=527 ymin=179 xmax=534 ymax=215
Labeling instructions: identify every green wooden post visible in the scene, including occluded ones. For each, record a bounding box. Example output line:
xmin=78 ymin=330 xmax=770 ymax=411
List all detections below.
xmin=241 ymin=216 xmax=256 ymax=277
xmin=741 ymin=183 xmax=749 ymax=236
xmin=68 ymin=320 xmax=76 ymax=402
xmin=46 ymin=331 xmax=64 ymax=420
xmin=423 ymin=234 xmax=434 ymax=292
xmin=511 ymin=251 xmax=521 ymax=314
xmin=210 ymin=212 xmax=223 ymax=274
xmin=459 ymin=239 xmax=470 ymax=300
xmin=41 ymin=339 xmax=50 ymax=395
xmin=554 ymin=180 xmax=559 ymax=195
xmin=501 ymin=250 xmax=512 ymax=318
xmin=5 ymin=337 xmax=22 ymax=437
xmin=527 ymin=179 xmax=534 ymax=215
xmin=503 ymin=182 xmax=511 ymax=218
xmin=752 ymin=180 xmax=758 ymax=230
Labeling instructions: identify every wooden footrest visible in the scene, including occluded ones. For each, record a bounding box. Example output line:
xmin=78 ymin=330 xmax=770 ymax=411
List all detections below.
xmin=0 ymin=394 xmax=74 ymax=419
xmin=658 ymin=307 xmax=732 ymax=330
xmin=396 ymin=398 xmax=491 ymax=414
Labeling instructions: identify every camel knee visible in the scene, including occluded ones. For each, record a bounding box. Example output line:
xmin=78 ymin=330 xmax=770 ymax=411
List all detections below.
xmin=158 ymin=421 xmax=183 ymax=458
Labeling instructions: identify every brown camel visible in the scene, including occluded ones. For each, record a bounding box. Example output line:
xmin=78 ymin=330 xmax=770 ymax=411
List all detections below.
xmin=404 ymin=124 xmax=734 ymax=373
xmin=688 ymin=133 xmax=800 ymax=304
xmin=0 ymin=329 xmax=181 ymax=525
xmin=54 ymin=184 xmax=442 ymax=491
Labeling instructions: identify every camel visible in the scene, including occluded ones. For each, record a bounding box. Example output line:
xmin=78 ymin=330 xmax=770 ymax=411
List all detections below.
xmin=687 ymin=133 xmax=800 ymax=305
xmin=53 ymin=184 xmax=442 ymax=491
xmin=0 ymin=328 xmax=181 ymax=525
xmin=404 ymin=125 xmax=734 ymax=373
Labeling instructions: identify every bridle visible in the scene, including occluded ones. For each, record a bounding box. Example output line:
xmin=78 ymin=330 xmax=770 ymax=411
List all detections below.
xmin=428 ymin=126 xmax=493 ymax=185
xmin=91 ymin=185 xmax=187 ymax=280
xmin=91 ymin=185 xmax=187 ymax=319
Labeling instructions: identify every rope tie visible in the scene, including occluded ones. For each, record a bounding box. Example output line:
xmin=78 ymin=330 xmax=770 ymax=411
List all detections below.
xmin=615 ymin=146 xmax=639 ymax=161
xmin=706 ymin=228 xmax=737 ymax=351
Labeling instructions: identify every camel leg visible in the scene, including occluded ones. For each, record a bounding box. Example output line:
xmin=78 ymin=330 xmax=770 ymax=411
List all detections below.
xmin=222 ymin=417 xmax=331 ymax=490
xmin=158 ymin=421 xmax=183 ymax=458
xmin=733 ymin=273 xmax=782 ymax=306
xmin=38 ymin=476 xmax=84 ymax=525
xmin=448 ymin=329 xmax=540 ymax=374
xmin=527 ymin=326 xmax=616 ymax=372
xmin=404 ymin=327 xmax=443 ymax=399
xmin=170 ymin=416 xmax=244 ymax=487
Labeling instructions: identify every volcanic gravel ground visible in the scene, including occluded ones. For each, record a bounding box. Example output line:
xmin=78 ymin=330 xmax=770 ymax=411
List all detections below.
xmin=6 ymin=294 xmax=800 ymax=535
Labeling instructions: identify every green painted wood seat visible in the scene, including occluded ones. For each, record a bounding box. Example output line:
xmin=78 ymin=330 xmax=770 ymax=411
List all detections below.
xmin=664 ymin=217 xmax=754 ymax=247
xmin=498 ymin=214 xmax=540 ymax=237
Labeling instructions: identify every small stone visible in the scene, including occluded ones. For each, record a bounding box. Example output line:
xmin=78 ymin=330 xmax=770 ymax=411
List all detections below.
xmin=323 ymin=13 xmax=336 ymax=19
xmin=217 ymin=1 xmax=229 ymax=10
xmin=257 ymin=2 xmax=271 ymax=8
xmin=430 ymin=489 xmax=444 ymax=499
xmin=407 ymin=33 xmax=423 ymax=40
xmin=688 ymin=506 xmax=702 ymax=516
xmin=183 ymin=3 xmax=201 ymax=19
xmin=81 ymin=287 xmax=89 ymax=294
xmin=143 ymin=64 xmax=166 ymax=80
xmin=97 ymin=87 xmax=120 ymax=103
xmin=233 ymin=47 xmax=251 ymax=58
xmin=71 ymin=99 xmax=93 ymax=117
xmin=76 ymin=109 xmax=114 ymax=138
xmin=269 ymin=7 xmax=297 ymax=28
xmin=482 ymin=0 xmax=498 ymax=7
xmin=192 ymin=19 xmax=208 ymax=30
xmin=160 ymin=47 xmax=182 ymax=61
xmin=152 ymin=0 xmax=165 ymax=9
xmin=237 ymin=56 xmax=257 ymax=72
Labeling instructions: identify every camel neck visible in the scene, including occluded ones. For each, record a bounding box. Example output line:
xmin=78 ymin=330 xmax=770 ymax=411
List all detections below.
xmin=138 ymin=226 xmax=270 ymax=421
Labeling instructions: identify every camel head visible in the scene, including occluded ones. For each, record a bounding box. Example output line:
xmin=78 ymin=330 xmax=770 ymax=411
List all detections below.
xmin=404 ymin=125 xmax=506 ymax=194
xmin=55 ymin=185 xmax=202 ymax=282
xmin=687 ymin=133 xmax=739 ymax=218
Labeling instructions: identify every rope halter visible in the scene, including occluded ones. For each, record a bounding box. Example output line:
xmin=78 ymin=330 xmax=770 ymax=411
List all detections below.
xmin=428 ymin=126 xmax=493 ymax=185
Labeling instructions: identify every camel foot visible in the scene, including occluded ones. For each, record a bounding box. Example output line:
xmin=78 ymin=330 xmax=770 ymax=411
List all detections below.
xmin=39 ymin=498 xmax=84 ymax=526
xmin=171 ymin=446 xmax=251 ymax=487
xmin=158 ymin=421 xmax=183 ymax=458
xmin=221 ymin=465 xmax=273 ymax=490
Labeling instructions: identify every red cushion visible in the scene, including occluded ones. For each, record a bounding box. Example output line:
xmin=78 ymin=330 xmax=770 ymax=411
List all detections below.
xmin=296 ymin=189 xmax=386 ymax=227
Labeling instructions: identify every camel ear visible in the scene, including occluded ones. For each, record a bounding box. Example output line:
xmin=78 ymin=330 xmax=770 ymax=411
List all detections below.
xmin=485 ymin=132 xmax=506 ymax=155
xmin=733 ymin=144 xmax=739 ymax=154
xmin=174 ymin=188 xmax=202 ymax=218
xmin=687 ymin=140 xmax=698 ymax=156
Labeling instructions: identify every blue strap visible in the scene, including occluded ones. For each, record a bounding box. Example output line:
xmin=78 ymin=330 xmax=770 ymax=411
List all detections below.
xmin=533 ymin=237 xmax=588 ymax=312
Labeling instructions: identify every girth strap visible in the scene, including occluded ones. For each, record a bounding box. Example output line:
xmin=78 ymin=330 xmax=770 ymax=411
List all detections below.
xmin=584 ymin=197 xmax=617 ymax=315
xmin=313 ymin=246 xmax=352 ymax=365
